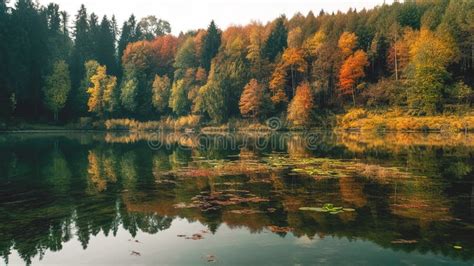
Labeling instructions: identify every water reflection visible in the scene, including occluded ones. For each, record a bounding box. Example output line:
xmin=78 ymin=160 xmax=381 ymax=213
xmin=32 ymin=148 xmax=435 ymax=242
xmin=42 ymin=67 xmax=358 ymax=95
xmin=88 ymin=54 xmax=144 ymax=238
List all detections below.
xmin=0 ymin=132 xmax=473 ymax=264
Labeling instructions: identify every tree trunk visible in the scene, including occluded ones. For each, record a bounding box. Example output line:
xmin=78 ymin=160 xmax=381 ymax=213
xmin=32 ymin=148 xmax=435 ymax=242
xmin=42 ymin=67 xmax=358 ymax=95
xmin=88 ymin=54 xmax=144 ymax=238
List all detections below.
xmin=291 ymin=65 xmax=295 ymax=98
xmin=394 ymin=43 xmax=399 ymax=81
xmin=54 ymin=111 xmax=58 ymax=122
xmin=351 ymin=87 xmax=356 ymax=107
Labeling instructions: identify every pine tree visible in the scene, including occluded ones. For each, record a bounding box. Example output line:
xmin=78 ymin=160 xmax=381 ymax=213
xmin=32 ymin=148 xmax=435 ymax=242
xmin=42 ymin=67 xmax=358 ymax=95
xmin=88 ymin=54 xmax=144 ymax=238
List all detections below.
xmin=263 ymin=16 xmax=288 ymax=61
xmin=10 ymin=0 xmax=49 ymax=116
xmin=97 ymin=16 xmax=117 ymax=75
xmin=89 ymin=13 xmax=100 ymax=58
xmin=200 ymin=20 xmax=221 ymax=71
xmin=118 ymin=15 xmax=139 ymax=68
xmin=70 ymin=4 xmax=91 ymax=113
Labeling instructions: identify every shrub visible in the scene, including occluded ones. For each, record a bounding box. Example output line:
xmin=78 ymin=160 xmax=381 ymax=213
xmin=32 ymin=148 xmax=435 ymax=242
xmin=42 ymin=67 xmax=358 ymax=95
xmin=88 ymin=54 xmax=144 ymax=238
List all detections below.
xmin=104 ymin=115 xmax=201 ymax=131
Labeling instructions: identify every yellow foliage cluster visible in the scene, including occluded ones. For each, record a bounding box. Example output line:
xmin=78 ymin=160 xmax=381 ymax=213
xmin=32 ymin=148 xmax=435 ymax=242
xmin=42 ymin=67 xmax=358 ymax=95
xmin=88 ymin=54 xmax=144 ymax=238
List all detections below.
xmin=339 ymin=109 xmax=474 ymax=132
xmin=104 ymin=115 xmax=201 ymax=131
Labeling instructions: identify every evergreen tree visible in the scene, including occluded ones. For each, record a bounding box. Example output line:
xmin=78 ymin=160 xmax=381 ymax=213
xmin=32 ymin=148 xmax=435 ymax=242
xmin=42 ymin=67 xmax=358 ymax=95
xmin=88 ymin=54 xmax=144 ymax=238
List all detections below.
xmin=117 ymin=15 xmax=140 ymax=77
xmin=263 ymin=16 xmax=288 ymax=62
xmin=9 ymin=0 xmax=49 ymax=117
xmin=89 ymin=13 xmax=100 ymax=58
xmin=70 ymin=4 xmax=91 ymax=113
xmin=46 ymin=3 xmax=71 ymax=62
xmin=200 ymin=20 xmax=221 ymax=71
xmin=0 ymin=0 xmax=9 ymax=110
xmin=97 ymin=16 xmax=117 ymax=75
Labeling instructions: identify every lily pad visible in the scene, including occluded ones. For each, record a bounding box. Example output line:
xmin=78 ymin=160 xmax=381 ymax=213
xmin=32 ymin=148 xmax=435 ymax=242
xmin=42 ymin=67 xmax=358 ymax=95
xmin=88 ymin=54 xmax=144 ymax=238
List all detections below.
xmin=299 ymin=203 xmax=356 ymax=214
xmin=299 ymin=207 xmax=320 ymax=211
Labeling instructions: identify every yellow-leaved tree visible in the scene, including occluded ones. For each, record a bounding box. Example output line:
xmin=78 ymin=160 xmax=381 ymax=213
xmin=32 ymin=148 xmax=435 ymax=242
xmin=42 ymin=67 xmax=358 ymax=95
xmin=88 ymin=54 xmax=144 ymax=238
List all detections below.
xmin=87 ymin=65 xmax=118 ymax=118
xmin=287 ymin=82 xmax=314 ymax=127
xmin=338 ymin=32 xmax=358 ymax=59
xmin=407 ymin=28 xmax=458 ymax=115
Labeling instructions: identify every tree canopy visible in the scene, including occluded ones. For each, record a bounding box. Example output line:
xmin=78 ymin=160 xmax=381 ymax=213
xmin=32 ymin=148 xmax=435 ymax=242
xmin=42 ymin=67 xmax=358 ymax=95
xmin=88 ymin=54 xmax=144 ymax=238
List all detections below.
xmin=0 ymin=0 xmax=472 ymax=124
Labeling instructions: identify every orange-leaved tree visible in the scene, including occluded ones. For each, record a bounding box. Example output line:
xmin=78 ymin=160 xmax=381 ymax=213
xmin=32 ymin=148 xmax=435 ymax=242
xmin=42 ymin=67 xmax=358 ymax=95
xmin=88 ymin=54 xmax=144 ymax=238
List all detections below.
xmin=338 ymin=50 xmax=369 ymax=106
xmin=287 ymin=82 xmax=314 ymax=127
xmin=269 ymin=48 xmax=308 ymax=105
xmin=239 ymin=79 xmax=272 ymax=120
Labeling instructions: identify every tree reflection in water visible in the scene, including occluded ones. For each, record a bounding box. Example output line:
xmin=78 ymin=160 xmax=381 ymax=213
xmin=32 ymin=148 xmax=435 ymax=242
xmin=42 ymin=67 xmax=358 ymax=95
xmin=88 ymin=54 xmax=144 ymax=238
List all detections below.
xmin=0 ymin=132 xmax=473 ymax=264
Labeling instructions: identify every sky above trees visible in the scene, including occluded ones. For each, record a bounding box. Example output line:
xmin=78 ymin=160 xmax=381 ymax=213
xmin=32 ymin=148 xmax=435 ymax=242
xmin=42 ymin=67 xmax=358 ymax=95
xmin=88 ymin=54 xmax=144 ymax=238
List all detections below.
xmin=35 ymin=0 xmax=394 ymax=34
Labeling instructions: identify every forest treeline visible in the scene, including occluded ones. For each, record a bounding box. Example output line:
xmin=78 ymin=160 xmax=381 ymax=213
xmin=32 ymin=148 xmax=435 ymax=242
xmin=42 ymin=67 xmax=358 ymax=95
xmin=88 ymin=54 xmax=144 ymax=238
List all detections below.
xmin=0 ymin=0 xmax=473 ymax=126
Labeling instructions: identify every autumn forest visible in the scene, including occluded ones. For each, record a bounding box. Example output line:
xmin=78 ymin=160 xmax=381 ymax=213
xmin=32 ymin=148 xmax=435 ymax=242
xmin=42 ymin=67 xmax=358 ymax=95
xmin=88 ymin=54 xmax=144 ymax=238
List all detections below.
xmin=0 ymin=0 xmax=473 ymax=128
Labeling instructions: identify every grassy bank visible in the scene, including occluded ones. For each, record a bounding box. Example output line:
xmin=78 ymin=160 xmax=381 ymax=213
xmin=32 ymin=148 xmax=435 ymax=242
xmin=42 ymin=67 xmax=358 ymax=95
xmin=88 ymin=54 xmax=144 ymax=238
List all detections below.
xmin=338 ymin=109 xmax=474 ymax=133
xmin=3 ymin=109 xmax=474 ymax=134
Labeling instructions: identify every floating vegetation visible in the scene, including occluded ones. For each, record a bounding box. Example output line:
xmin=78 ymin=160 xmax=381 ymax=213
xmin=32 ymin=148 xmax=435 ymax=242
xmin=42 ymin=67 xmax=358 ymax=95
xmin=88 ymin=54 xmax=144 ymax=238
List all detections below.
xmin=130 ymin=251 xmax=141 ymax=256
xmin=228 ymin=209 xmax=263 ymax=215
xmin=267 ymin=225 xmax=293 ymax=233
xmin=186 ymin=233 xmax=204 ymax=240
xmin=453 ymin=245 xmax=463 ymax=250
xmin=177 ymin=230 xmax=209 ymax=240
xmin=391 ymin=239 xmax=418 ymax=244
xmin=299 ymin=203 xmax=356 ymax=214
xmin=206 ymin=254 xmax=217 ymax=262
xmin=173 ymin=191 xmax=269 ymax=212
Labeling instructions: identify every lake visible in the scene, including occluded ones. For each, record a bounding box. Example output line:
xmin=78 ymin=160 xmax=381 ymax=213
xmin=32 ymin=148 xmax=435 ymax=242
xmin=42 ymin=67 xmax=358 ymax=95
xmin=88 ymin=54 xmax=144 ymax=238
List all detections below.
xmin=0 ymin=131 xmax=473 ymax=265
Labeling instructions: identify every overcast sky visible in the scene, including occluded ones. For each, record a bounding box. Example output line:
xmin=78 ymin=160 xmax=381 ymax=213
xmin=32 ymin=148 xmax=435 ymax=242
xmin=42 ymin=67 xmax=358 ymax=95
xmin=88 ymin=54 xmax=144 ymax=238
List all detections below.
xmin=35 ymin=0 xmax=394 ymax=34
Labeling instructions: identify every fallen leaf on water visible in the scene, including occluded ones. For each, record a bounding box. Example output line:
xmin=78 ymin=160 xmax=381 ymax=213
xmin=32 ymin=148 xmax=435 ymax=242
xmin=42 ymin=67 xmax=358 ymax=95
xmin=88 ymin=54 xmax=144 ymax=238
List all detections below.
xmin=186 ymin=233 xmax=204 ymax=240
xmin=206 ymin=254 xmax=216 ymax=262
xmin=130 ymin=251 xmax=141 ymax=256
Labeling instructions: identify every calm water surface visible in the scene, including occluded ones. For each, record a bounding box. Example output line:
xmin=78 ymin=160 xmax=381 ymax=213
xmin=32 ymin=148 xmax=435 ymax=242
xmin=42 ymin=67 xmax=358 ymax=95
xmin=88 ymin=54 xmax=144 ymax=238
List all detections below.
xmin=0 ymin=132 xmax=473 ymax=265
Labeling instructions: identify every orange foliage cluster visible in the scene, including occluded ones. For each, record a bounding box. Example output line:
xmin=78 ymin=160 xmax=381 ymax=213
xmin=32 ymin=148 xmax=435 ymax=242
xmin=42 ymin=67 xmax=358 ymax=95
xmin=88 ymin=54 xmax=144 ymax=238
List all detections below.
xmin=269 ymin=48 xmax=307 ymax=104
xmin=287 ymin=82 xmax=314 ymax=126
xmin=338 ymin=50 xmax=369 ymax=98
xmin=122 ymin=35 xmax=178 ymax=70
